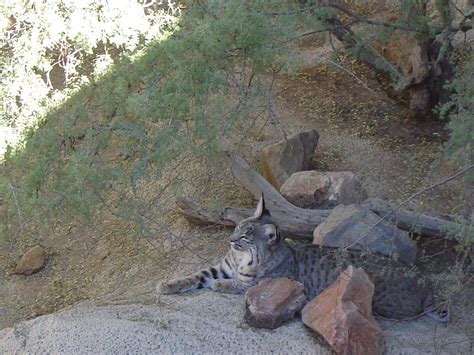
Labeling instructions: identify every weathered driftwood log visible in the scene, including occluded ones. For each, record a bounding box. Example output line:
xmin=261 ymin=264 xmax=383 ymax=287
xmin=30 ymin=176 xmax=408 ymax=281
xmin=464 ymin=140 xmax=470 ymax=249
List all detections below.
xmin=176 ymin=198 xmax=252 ymax=227
xmin=177 ymin=152 xmax=463 ymax=240
xmin=177 ymin=198 xmax=328 ymax=239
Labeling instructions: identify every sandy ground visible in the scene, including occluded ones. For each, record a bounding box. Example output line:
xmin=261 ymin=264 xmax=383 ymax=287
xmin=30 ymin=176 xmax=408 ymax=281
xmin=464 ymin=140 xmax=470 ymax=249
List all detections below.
xmin=1 ymin=288 xmax=472 ymax=354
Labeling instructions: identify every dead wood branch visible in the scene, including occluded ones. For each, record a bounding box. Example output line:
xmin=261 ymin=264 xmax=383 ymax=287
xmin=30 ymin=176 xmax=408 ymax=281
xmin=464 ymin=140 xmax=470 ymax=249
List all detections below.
xmin=176 ymin=197 xmax=252 ymax=227
xmin=361 ymin=198 xmax=462 ymax=239
xmin=322 ymin=15 xmax=402 ymax=81
xmin=177 ymin=198 xmax=328 ymax=239
xmin=176 ymin=153 xmax=466 ymax=241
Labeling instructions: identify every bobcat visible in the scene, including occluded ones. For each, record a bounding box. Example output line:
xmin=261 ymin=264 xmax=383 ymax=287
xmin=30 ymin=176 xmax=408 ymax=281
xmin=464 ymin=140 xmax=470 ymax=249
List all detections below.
xmin=158 ymin=196 xmax=448 ymax=323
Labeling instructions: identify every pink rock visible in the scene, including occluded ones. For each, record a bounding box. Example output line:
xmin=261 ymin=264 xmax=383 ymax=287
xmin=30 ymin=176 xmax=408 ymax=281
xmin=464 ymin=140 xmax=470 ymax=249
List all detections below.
xmin=14 ymin=245 xmax=46 ymax=275
xmin=280 ymin=170 xmax=368 ymax=208
xmin=245 ymin=278 xmax=307 ymax=329
xmin=302 ymin=266 xmax=384 ymax=355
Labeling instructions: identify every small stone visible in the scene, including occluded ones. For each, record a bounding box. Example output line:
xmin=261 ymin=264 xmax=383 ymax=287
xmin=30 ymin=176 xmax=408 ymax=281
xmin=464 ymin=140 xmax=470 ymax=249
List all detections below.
xmin=302 ymin=266 xmax=384 ymax=355
xmin=14 ymin=245 xmax=46 ymax=275
xmin=280 ymin=170 xmax=368 ymax=208
xmin=261 ymin=130 xmax=319 ymax=189
xmin=313 ymin=204 xmax=417 ymax=265
xmin=408 ymin=85 xmax=431 ymax=119
xmin=245 ymin=278 xmax=307 ymax=329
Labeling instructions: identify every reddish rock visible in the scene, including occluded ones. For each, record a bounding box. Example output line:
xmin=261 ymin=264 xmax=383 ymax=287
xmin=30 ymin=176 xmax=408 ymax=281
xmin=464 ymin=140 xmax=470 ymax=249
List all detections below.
xmin=280 ymin=171 xmax=368 ymax=208
xmin=379 ymin=33 xmax=433 ymax=119
xmin=302 ymin=266 xmax=384 ymax=355
xmin=382 ymin=34 xmax=429 ymax=87
xmin=245 ymin=278 xmax=307 ymax=329
xmin=408 ymin=85 xmax=431 ymax=119
xmin=261 ymin=130 xmax=319 ymax=189
xmin=15 ymin=245 xmax=46 ymax=275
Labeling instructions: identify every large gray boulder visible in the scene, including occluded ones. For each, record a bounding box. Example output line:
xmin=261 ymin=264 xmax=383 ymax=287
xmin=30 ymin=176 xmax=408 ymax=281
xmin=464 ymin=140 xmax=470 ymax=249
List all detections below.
xmin=0 ymin=292 xmax=329 ymax=354
xmin=0 ymin=290 xmax=471 ymax=354
xmin=261 ymin=130 xmax=319 ymax=189
xmin=313 ymin=204 xmax=417 ymax=265
xmin=280 ymin=171 xmax=368 ymax=208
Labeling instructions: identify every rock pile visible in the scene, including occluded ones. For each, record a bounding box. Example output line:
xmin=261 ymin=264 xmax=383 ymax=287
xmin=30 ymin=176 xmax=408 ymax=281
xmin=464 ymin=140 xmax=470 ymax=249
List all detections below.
xmin=260 ymin=129 xmax=417 ymax=264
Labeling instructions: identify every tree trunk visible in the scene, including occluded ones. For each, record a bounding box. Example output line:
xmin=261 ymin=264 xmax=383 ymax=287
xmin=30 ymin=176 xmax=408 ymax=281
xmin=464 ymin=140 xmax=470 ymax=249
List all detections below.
xmin=314 ymin=3 xmax=455 ymax=119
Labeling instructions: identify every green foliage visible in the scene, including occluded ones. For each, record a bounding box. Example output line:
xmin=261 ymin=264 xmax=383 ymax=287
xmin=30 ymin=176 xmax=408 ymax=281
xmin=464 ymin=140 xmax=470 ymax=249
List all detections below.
xmin=440 ymin=55 xmax=474 ymax=167
xmin=435 ymin=52 xmax=474 ymax=253
xmin=399 ymin=0 xmax=432 ymax=36
xmin=1 ymin=0 xmax=301 ymax=243
xmin=398 ymin=0 xmax=454 ymax=36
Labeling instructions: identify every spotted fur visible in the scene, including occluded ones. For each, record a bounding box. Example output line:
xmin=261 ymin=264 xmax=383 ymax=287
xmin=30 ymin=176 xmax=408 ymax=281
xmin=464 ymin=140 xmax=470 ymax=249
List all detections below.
xmin=157 ymin=196 xmax=448 ymax=323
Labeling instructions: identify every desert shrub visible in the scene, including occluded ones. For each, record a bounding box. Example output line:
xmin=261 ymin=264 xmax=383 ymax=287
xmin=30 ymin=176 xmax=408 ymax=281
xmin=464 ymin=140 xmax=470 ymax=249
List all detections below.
xmin=0 ymin=0 xmax=300 ymax=245
xmin=439 ymin=52 xmax=474 ymax=249
xmin=441 ymin=55 xmax=474 ymax=168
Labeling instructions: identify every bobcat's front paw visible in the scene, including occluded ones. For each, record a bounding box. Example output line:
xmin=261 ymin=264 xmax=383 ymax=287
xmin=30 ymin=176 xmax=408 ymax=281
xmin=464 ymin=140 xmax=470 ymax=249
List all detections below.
xmin=210 ymin=279 xmax=227 ymax=293
xmin=157 ymin=281 xmax=178 ymax=294
xmin=211 ymin=279 xmax=247 ymax=294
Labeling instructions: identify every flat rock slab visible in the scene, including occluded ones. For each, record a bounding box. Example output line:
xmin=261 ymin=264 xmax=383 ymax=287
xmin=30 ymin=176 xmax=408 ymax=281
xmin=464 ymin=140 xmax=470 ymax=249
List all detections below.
xmin=245 ymin=278 xmax=307 ymax=329
xmin=0 ymin=291 xmax=471 ymax=354
xmin=313 ymin=204 xmax=417 ymax=265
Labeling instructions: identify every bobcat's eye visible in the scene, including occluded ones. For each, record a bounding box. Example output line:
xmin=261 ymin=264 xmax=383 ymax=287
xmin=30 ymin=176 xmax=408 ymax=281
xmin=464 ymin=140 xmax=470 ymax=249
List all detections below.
xmin=243 ymin=226 xmax=254 ymax=234
xmin=241 ymin=236 xmax=250 ymax=242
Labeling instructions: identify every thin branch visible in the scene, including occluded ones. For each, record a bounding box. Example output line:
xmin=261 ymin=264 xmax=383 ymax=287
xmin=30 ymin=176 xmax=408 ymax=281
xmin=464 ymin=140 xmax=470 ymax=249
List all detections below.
xmin=326 ymin=58 xmax=375 ymax=93
xmin=266 ymin=2 xmax=435 ymax=34
xmin=4 ymin=183 xmax=25 ymax=270
xmin=324 ymin=2 xmax=435 ymax=34
xmin=8 ymin=182 xmax=22 ymax=223
xmin=345 ymin=164 xmax=474 ymax=251
xmin=301 ymin=20 xmax=358 ymax=37
xmin=398 ymin=164 xmax=474 ymax=208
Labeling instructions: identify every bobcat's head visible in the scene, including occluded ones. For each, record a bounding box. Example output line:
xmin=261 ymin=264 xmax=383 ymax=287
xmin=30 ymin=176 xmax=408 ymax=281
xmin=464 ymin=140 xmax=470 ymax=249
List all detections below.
xmin=229 ymin=195 xmax=281 ymax=254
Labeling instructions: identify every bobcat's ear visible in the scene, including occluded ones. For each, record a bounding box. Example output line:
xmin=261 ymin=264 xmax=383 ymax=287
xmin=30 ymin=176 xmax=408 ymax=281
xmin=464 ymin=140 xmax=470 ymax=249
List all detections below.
xmin=264 ymin=224 xmax=280 ymax=246
xmin=253 ymin=194 xmax=271 ymax=220
xmin=240 ymin=194 xmax=271 ymax=224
